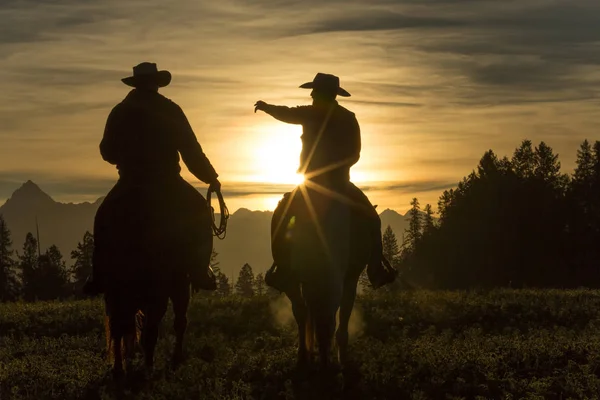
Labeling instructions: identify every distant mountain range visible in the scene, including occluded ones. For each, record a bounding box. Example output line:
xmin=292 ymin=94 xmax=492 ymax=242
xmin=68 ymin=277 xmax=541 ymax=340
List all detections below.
xmin=0 ymin=181 xmax=418 ymax=279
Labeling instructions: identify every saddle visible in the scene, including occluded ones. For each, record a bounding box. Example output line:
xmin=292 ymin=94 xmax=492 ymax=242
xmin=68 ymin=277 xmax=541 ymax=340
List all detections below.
xmin=267 ymin=182 xmax=397 ymax=292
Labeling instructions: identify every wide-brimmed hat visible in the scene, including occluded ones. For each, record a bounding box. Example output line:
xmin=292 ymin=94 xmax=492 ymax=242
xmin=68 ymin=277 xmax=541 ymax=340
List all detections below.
xmin=299 ymin=73 xmax=351 ymax=97
xmin=121 ymin=62 xmax=171 ymax=88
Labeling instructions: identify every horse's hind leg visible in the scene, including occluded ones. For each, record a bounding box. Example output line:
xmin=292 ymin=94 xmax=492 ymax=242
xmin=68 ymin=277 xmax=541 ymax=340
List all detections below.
xmin=287 ymin=285 xmax=309 ymax=368
xmin=336 ymin=276 xmax=359 ymax=368
xmin=171 ymin=285 xmax=190 ymax=368
xmin=123 ymin=328 xmax=136 ymax=376
xmin=141 ymin=296 xmax=168 ymax=371
xmin=107 ymin=315 xmax=125 ymax=381
xmin=315 ymin=311 xmax=336 ymax=371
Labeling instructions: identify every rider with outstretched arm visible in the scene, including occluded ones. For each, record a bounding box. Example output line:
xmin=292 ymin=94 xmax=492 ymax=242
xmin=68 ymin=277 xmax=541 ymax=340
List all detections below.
xmin=254 ymin=72 xmax=397 ymax=291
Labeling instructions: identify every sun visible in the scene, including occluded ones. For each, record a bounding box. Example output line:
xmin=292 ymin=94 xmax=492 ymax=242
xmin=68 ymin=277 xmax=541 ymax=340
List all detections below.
xmin=248 ymin=123 xmax=305 ymax=185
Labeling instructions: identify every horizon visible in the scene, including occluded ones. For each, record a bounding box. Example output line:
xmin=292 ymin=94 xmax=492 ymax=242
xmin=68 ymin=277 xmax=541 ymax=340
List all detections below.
xmin=0 ymin=179 xmax=419 ymax=216
xmin=2 ymin=0 xmax=600 ymax=213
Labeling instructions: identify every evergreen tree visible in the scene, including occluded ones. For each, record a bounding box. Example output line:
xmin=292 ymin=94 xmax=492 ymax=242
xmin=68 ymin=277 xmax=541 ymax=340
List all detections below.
xmin=593 ymin=141 xmax=600 ymax=178
xmin=477 ymin=150 xmax=500 ymax=178
xmin=573 ymin=140 xmax=594 ymax=185
xmin=235 ymin=263 xmax=255 ymax=297
xmin=382 ymin=225 xmax=400 ymax=266
xmin=216 ymin=272 xmax=231 ymax=297
xmin=437 ymin=189 xmax=454 ymax=222
xmin=512 ymin=139 xmax=535 ymax=179
xmin=404 ymin=198 xmax=422 ymax=251
xmin=422 ymin=204 xmax=435 ymax=234
xmin=0 ymin=216 xmax=18 ymax=301
xmin=534 ymin=141 xmax=567 ymax=190
xmin=254 ymin=272 xmax=266 ymax=296
xmin=210 ymin=248 xmax=220 ymax=274
xmin=358 ymin=269 xmax=371 ymax=293
xmin=19 ymin=233 xmax=69 ymax=301
xmin=19 ymin=233 xmax=39 ymax=301
xmin=70 ymin=231 xmax=94 ymax=290
xmin=36 ymin=245 xmax=68 ymax=300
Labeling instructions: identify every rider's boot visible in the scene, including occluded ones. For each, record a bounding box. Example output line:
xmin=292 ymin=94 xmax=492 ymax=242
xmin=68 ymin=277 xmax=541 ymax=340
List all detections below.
xmin=366 ymin=216 xmax=397 ymax=290
xmin=191 ymin=265 xmax=217 ymax=292
xmin=367 ymin=252 xmax=397 ymax=290
xmin=265 ymin=262 xmax=291 ymax=293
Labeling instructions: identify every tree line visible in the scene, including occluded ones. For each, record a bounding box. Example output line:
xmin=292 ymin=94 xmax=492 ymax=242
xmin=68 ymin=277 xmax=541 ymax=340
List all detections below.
xmin=0 ymin=223 xmax=278 ymax=302
xmin=399 ymin=139 xmax=600 ymax=289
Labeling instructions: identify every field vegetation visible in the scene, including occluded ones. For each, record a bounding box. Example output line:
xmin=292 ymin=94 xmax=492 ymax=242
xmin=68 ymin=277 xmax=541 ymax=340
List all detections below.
xmin=2 ymin=289 xmax=600 ymax=399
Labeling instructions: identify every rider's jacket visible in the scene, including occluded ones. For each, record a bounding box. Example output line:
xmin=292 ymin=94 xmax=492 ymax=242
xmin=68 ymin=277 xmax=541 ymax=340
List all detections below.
xmin=100 ymin=88 xmax=218 ymax=184
xmin=261 ymin=100 xmax=361 ymax=183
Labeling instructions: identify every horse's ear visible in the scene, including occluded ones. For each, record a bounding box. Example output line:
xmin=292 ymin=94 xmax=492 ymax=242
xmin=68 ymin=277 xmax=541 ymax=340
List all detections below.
xmin=374 ymin=204 xmax=378 ymax=209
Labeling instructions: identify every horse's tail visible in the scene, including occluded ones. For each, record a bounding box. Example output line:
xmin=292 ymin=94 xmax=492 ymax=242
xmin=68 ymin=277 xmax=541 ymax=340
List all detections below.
xmin=104 ymin=310 xmax=144 ymax=363
xmin=104 ymin=315 xmax=112 ymax=362
xmin=304 ymin=302 xmax=315 ymax=356
xmin=135 ymin=310 xmax=144 ymax=344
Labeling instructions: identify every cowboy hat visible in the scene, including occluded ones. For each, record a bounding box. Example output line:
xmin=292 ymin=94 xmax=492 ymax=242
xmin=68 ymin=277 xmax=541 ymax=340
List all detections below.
xmin=299 ymin=73 xmax=351 ymax=97
xmin=121 ymin=62 xmax=171 ymax=88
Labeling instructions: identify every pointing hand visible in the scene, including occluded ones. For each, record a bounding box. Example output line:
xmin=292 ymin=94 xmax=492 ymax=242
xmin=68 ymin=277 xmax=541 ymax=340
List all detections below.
xmin=254 ymin=100 xmax=267 ymax=113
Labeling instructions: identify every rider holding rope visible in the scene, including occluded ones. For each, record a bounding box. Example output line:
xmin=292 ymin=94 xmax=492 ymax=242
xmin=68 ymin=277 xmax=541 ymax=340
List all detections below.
xmin=84 ymin=62 xmax=221 ymax=295
xmin=254 ymin=73 xmax=397 ymax=291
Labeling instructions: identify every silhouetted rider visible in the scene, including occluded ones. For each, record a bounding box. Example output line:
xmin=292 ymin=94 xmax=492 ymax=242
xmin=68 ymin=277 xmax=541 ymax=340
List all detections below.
xmin=254 ymin=73 xmax=396 ymax=291
xmin=84 ymin=62 xmax=220 ymax=295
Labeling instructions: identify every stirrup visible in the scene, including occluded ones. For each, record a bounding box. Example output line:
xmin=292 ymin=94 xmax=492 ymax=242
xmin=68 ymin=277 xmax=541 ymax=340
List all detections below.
xmin=191 ymin=269 xmax=217 ymax=292
xmin=265 ymin=263 xmax=288 ymax=293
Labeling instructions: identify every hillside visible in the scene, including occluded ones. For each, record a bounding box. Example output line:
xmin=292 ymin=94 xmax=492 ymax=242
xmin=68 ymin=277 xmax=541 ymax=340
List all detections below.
xmin=0 ymin=181 xmax=414 ymax=278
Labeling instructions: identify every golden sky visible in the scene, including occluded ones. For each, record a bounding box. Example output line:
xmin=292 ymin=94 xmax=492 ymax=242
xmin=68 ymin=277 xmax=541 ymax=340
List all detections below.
xmin=1 ymin=0 xmax=599 ymax=213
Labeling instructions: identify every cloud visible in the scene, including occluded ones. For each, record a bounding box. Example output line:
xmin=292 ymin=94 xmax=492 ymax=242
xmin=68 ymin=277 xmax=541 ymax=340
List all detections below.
xmin=358 ymin=179 xmax=458 ymax=194
xmin=1 ymin=0 xmax=600 ymax=213
xmin=288 ymin=11 xmax=466 ymax=36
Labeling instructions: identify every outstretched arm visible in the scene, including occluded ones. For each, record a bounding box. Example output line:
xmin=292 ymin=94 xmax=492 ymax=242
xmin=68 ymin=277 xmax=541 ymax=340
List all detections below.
xmin=173 ymin=105 xmax=220 ymax=186
xmin=254 ymin=101 xmax=310 ymax=125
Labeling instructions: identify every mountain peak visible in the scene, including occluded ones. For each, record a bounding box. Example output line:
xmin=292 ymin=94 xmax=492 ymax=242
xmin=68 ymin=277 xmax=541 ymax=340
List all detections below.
xmin=3 ymin=180 xmax=55 ymax=208
xmin=232 ymin=208 xmax=272 ymax=217
xmin=380 ymin=208 xmax=403 ymax=217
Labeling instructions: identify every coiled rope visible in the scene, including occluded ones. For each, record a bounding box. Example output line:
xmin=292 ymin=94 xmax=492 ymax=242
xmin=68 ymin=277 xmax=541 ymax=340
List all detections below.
xmin=207 ymin=187 xmax=229 ymax=240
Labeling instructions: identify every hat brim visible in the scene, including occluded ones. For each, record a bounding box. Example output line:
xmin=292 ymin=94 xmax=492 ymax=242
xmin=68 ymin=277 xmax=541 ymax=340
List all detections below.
xmin=299 ymin=82 xmax=351 ymax=97
xmin=121 ymin=71 xmax=172 ymax=88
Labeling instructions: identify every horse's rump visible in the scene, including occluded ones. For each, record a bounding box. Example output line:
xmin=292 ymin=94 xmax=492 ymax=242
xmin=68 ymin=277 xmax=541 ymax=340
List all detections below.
xmin=271 ymin=183 xmax=374 ymax=282
xmin=93 ymin=176 xmax=213 ymax=287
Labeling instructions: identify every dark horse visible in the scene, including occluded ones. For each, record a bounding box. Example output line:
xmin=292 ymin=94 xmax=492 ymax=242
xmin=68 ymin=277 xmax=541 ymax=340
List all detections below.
xmin=95 ymin=179 xmax=215 ymax=379
xmin=272 ymin=180 xmax=374 ymax=370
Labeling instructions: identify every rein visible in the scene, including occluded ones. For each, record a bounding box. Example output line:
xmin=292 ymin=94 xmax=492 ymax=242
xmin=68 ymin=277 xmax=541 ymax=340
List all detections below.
xmin=207 ymin=187 xmax=229 ymax=240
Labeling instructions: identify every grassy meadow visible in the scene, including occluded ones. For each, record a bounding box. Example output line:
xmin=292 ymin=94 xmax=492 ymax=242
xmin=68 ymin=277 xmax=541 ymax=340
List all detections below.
xmin=2 ymin=289 xmax=600 ymax=399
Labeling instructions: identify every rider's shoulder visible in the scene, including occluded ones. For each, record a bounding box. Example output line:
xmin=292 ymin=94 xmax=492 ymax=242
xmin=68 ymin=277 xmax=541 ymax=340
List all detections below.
xmin=157 ymin=93 xmax=179 ymax=107
xmin=337 ymin=104 xmax=357 ymax=119
xmin=156 ymin=93 xmax=186 ymax=114
xmin=108 ymin=100 xmax=126 ymax=118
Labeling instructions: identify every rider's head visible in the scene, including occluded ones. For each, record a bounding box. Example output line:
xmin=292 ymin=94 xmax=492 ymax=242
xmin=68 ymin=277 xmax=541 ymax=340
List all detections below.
xmin=134 ymin=79 xmax=160 ymax=93
xmin=310 ymin=88 xmax=337 ymax=103
xmin=300 ymin=73 xmax=350 ymax=104
xmin=121 ymin=62 xmax=171 ymax=93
